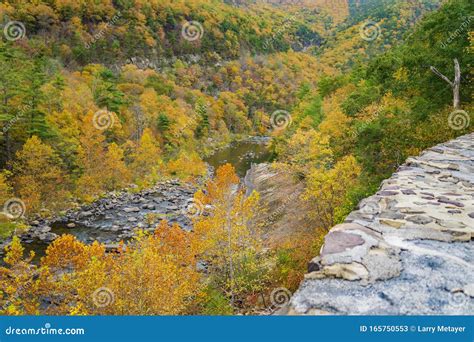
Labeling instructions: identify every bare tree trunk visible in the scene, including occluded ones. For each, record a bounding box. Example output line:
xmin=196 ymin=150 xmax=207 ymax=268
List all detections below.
xmin=453 ymin=59 xmax=461 ymax=110
xmin=430 ymin=58 xmax=461 ymax=110
xmin=5 ymin=130 xmax=11 ymax=164
xmin=131 ymin=104 xmax=145 ymax=143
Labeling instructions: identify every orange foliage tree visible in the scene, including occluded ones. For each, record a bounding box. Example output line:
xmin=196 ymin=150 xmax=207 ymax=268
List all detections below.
xmin=1 ymin=221 xmax=200 ymax=316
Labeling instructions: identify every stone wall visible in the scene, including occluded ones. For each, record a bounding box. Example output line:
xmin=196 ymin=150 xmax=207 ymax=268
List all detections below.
xmin=289 ymin=133 xmax=474 ymax=315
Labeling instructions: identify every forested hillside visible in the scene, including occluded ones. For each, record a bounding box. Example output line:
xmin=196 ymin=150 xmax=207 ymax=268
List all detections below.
xmin=0 ymin=0 xmax=324 ymax=65
xmin=0 ymin=0 xmax=472 ymax=315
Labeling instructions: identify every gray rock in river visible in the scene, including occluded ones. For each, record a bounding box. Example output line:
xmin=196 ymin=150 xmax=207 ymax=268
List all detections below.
xmin=123 ymin=207 xmax=140 ymax=213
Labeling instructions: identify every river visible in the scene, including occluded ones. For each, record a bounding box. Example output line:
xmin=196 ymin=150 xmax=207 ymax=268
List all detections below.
xmin=12 ymin=137 xmax=272 ymax=262
xmin=204 ymin=137 xmax=273 ymax=177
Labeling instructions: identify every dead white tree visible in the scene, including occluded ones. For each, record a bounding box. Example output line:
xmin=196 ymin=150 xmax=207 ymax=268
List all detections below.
xmin=430 ymin=58 xmax=461 ymax=110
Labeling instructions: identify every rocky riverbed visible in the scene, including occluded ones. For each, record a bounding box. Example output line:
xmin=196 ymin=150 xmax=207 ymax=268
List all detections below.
xmin=1 ymin=179 xmax=198 ymax=261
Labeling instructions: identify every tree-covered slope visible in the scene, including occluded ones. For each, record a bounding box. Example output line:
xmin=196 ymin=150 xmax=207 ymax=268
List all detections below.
xmin=0 ymin=0 xmax=322 ymax=66
xmin=275 ymin=0 xmax=473 ymax=221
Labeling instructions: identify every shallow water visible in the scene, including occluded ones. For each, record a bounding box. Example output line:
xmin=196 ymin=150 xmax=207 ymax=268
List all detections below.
xmin=204 ymin=138 xmax=273 ymax=177
xmin=25 ymin=221 xmax=109 ymax=263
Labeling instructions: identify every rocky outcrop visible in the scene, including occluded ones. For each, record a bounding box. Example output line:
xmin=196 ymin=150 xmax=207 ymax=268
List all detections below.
xmin=289 ymin=133 xmax=474 ymax=315
xmin=244 ymin=163 xmax=314 ymax=247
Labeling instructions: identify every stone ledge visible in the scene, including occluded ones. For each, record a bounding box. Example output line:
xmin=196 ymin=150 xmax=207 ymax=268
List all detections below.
xmin=289 ymin=133 xmax=474 ymax=315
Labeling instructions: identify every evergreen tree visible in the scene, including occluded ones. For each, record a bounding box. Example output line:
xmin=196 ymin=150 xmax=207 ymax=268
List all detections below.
xmin=157 ymin=113 xmax=171 ymax=132
xmin=195 ymin=101 xmax=210 ymax=138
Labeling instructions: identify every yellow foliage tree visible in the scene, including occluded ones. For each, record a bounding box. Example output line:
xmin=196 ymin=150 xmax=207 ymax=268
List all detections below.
xmin=0 ymin=171 xmax=13 ymax=208
xmin=131 ymin=128 xmax=162 ymax=186
xmin=276 ymin=128 xmax=333 ymax=177
xmin=166 ymin=151 xmax=207 ymax=181
xmin=103 ymin=221 xmax=200 ymax=315
xmin=303 ymin=155 xmax=361 ymax=230
xmin=103 ymin=143 xmax=131 ymax=190
xmin=12 ymin=136 xmax=69 ymax=214
xmin=193 ymin=164 xmax=269 ymax=310
xmin=5 ymin=221 xmax=201 ymax=316
xmin=76 ymin=112 xmax=109 ymax=201
xmin=0 ymin=236 xmax=41 ymax=315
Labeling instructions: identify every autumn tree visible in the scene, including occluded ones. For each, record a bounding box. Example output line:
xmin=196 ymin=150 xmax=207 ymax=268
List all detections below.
xmin=0 ymin=236 xmax=41 ymax=315
xmin=33 ymin=234 xmax=106 ymax=315
xmin=75 ymin=112 xmax=109 ymax=201
xmin=12 ymin=136 xmax=68 ymax=214
xmin=103 ymin=221 xmax=200 ymax=315
xmin=275 ymin=127 xmax=333 ymax=178
xmin=0 ymin=171 xmax=13 ymax=207
xmin=103 ymin=143 xmax=131 ymax=190
xmin=193 ymin=164 xmax=269 ymax=311
xmin=216 ymin=92 xmax=251 ymax=134
xmin=0 ymin=45 xmax=29 ymax=164
xmin=303 ymin=155 xmax=361 ymax=229
xmin=130 ymin=128 xmax=162 ymax=186
xmin=35 ymin=222 xmax=200 ymax=315
xmin=167 ymin=151 xmax=207 ymax=181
